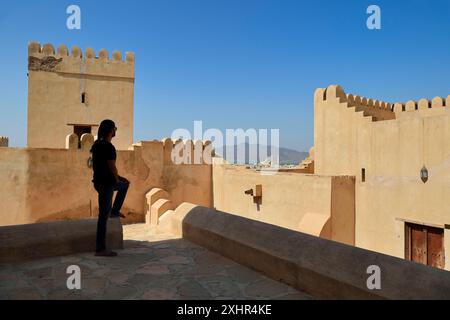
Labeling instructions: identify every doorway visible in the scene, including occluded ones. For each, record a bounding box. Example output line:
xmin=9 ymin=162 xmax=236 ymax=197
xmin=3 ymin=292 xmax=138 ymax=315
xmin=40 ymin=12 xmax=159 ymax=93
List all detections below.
xmin=405 ymin=222 xmax=445 ymax=269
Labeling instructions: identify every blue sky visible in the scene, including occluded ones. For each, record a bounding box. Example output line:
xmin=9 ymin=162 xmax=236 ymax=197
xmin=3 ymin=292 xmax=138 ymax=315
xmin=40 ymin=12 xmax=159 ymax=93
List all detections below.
xmin=0 ymin=0 xmax=449 ymax=151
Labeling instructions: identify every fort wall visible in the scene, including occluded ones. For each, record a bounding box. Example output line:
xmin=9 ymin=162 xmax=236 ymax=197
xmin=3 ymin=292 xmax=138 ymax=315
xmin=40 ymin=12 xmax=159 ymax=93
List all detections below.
xmin=0 ymin=139 xmax=212 ymax=226
xmin=212 ymin=158 xmax=355 ymax=245
xmin=314 ymin=85 xmax=450 ymax=270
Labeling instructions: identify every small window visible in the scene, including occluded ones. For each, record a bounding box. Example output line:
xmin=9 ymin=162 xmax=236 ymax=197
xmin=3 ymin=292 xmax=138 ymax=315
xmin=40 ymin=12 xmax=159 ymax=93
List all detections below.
xmin=74 ymin=125 xmax=92 ymax=149
xmin=361 ymin=168 xmax=366 ymax=182
xmin=81 ymin=92 xmax=86 ymax=104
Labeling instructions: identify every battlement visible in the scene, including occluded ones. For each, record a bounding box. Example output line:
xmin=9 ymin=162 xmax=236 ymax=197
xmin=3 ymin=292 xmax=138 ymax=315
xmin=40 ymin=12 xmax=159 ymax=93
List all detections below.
xmin=0 ymin=136 xmax=8 ymax=147
xmin=316 ymin=85 xmax=450 ymax=117
xmin=316 ymin=85 xmax=396 ymax=122
xmin=391 ymin=96 xmax=450 ymax=113
xmin=28 ymin=41 xmax=135 ymax=79
xmin=316 ymin=85 xmax=394 ymax=110
xmin=128 ymin=138 xmax=214 ymax=165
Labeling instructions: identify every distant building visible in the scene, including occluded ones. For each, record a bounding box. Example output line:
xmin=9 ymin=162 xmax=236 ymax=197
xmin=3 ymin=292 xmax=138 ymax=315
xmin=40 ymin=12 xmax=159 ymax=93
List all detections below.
xmin=0 ymin=136 xmax=8 ymax=147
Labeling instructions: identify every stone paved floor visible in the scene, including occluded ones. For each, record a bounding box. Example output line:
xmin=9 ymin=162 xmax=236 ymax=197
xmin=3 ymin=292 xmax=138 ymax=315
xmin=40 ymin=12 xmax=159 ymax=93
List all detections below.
xmin=0 ymin=223 xmax=312 ymax=300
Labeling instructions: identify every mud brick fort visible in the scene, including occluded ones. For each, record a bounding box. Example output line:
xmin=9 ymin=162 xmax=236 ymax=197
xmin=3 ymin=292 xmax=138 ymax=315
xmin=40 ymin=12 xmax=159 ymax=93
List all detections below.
xmin=0 ymin=42 xmax=449 ymax=299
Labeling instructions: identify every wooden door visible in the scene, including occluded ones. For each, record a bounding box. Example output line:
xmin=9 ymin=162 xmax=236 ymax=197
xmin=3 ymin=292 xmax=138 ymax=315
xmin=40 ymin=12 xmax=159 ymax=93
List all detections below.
xmin=410 ymin=224 xmax=427 ymax=265
xmin=427 ymin=227 xmax=445 ymax=269
xmin=406 ymin=223 xmax=445 ymax=269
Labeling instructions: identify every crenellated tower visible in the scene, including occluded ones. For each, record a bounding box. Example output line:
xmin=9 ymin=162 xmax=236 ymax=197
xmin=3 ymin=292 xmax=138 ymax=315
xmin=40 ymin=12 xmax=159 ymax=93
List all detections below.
xmin=27 ymin=42 xmax=135 ymax=150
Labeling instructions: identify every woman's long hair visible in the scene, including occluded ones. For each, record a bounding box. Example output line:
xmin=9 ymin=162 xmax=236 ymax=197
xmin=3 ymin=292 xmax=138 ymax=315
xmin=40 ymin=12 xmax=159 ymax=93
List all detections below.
xmin=97 ymin=119 xmax=115 ymax=140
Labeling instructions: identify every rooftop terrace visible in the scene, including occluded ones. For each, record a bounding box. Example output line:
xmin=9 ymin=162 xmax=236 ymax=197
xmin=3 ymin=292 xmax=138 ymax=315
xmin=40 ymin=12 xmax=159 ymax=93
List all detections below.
xmin=0 ymin=224 xmax=311 ymax=300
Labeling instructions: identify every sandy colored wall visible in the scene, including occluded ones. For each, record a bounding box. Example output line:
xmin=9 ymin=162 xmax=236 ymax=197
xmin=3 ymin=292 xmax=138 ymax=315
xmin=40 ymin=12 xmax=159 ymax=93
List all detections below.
xmin=212 ymin=159 xmax=355 ymax=245
xmin=0 ymin=148 xmax=29 ymax=225
xmin=331 ymin=176 xmax=355 ymax=245
xmin=0 ymin=140 xmax=212 ymax=226
xmin=356 ymin=111 xmax=450 ymax=270
xmin=27 ymin=43 xmax=134 ymax=150
xmin=314 ymin=85 xmax=450 ymax=269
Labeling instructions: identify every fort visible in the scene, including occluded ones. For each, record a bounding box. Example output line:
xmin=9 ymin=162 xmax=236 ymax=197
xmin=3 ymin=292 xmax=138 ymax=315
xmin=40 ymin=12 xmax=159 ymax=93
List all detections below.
xmin=0 ymin=42 xmax=450 ymax=299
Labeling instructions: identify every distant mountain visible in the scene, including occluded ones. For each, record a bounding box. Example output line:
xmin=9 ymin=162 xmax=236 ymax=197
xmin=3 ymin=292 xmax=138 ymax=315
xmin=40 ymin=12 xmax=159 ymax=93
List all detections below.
xmin=215 ymin=143 xmax=308 ymax=165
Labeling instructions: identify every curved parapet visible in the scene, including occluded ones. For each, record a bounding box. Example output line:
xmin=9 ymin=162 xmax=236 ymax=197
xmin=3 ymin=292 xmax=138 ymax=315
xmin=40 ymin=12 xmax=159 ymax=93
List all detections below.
xmin=325 ymin=85 xmax=347 ymax=102
xmin=314 ymin=88 xmax=326 ymax=104
xmin=193 ymin=140 xmax=204 ymax=164
xmin=80 ymin=133 xmax=94 ymax=151
xmin=28 ymin=41 xmax=41 ymax=55
xmin=145 ymin=188 xmax=170 ymax=226
xmin=162 ymin=137 xmax=214 ymax=165
xmin=42 ymin=43 xmax=55 ymax=56
xmin=183 ymin=139 xmax=194 ymax=164
xmin=85 ymin=48 xmax=95 ymax=59
xmin=418 ymin=98 xmax=431 ymax=110
xmin=315 ymin=85 xmax=396 ymax=123
xmin=405 ymin=100 xmax=417 ymax=111
xmin=162 ymin=138 xmax=173 ymax=163
xmin=203 ymin=140 xmax=214 ymax=163
xmin=126 ymin=52 xmax=135 ymax=63
xmin=150 ymin=198 xmax=174 ymax=227
xmin=353 ymin=96 xmax=362 ymax=106
xmin=432 ymin=97 xmax=444 ymax=108
xmin=393 ymin=103 xmax=404 ymax=113
xmin=71 ymin=45 xmax=82 ymax=58
xmin=360 ymin=97 xmax=368 ymax=106
xmin=99 ymin=48 xmax=109 ymax=60
xmin=171 ymin=139 xmax=184 ymax=164
xmin=57 ymin=44 xmax=69 ymax=57
xmin=390 ymin=96 xmax=449 ymax=114
xmin=347 ymin=94 xmax=355 ymax=106
xmin=317 ymin=85 xmax=447 ymax=121
xmin=65 ymin=133 xmax=78 ymax=150
xmin=112 ymin=50 xmax=122 ymax=61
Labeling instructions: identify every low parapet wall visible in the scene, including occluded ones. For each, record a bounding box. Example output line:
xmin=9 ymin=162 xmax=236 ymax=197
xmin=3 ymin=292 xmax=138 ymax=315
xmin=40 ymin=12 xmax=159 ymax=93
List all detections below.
xmin=169 ymin=203 xmax=450 ymax=299
xmin=0 ymin=218 xmax=123 ymax=263
xmin=0 ymin=141 xmax=212 ymax=226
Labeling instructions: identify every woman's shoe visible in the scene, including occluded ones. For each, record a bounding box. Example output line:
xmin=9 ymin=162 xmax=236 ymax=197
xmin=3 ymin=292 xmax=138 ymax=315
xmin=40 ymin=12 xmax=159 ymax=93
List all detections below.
xmin=110 ymin=211 xmax=125 ymax=218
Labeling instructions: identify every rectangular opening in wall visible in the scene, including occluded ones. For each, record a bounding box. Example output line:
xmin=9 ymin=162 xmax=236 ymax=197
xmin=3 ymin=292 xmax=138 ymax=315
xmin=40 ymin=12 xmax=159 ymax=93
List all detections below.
xmin=74 ymin=125 xmax=92 ymax=148
xmin=361 ymin=168 xmax=366 ymax=182
xmin=405 ymin=222 xmax=445 ymax=269
xmin=81 ymin=92 xmax=86 ymax=104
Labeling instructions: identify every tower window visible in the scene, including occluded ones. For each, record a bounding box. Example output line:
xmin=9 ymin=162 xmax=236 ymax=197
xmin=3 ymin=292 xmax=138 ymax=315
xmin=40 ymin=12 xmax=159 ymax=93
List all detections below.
xmin=362 ymin=168 xmax=366 ymax=182
xmin=81 ymin=92 xmax=86 ymax=104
